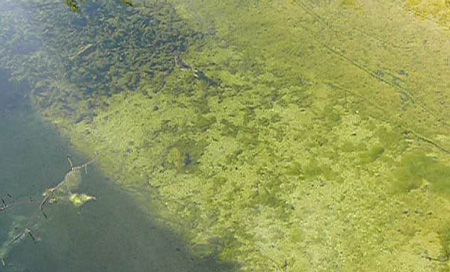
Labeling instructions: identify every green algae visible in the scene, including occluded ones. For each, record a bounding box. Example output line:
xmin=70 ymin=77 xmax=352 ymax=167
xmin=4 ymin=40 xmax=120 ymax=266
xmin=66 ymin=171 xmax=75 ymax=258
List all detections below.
xmin=359 ymin=145 xmax=386 ymax=164
xmin=405 ymin=0 xmax=450 ymax=27
xmin=395 ymin=151 xmax=450 ymax=194
xmin=2 ymin=0 xmax=450 ymax=271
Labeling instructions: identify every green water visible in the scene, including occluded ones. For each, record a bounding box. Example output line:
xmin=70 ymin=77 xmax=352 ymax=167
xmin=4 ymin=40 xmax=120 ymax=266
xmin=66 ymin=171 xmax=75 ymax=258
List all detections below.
xmin=0 ymin=71 xmax=235 ymax=271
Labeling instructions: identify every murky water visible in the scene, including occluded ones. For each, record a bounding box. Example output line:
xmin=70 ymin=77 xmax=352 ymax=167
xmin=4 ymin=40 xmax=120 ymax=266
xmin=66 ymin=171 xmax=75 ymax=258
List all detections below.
xmin=0 ymin=70 xmax=234 ymax=271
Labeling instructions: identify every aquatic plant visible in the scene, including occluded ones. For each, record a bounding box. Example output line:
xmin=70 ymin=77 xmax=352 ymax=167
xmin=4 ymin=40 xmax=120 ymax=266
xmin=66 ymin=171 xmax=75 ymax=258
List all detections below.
xmin=0 ymin=157 xmax=96 ymax=266
xmin=2 ymin=0 xmax=450 ymax=271
xmin=63 ymin=0 xmax=134 ymax=12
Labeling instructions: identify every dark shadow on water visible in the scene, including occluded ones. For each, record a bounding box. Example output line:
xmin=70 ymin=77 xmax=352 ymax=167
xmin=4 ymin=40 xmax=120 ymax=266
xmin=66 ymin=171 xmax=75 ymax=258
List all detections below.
xmin=0 ymin=69 xmax=239 ymax=271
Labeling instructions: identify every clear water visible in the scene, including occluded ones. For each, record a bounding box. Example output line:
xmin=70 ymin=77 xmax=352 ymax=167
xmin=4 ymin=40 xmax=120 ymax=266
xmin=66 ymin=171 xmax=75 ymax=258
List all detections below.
xmin=0 ymin=70 xmax=234 ymax=271
xmin=1 ymin=0 xmax=450 ymax=271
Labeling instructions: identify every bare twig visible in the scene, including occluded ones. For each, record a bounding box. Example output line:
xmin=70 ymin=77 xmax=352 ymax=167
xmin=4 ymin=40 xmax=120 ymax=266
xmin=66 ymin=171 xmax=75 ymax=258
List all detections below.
xmin=11 ymin=232 xmax=25 ymax=244
xmin=39 ymin=158 xmax=95 ymax=217
xmin=0 ymin=156 xmax=96 ymax=265
xmin=67 ymin=156 xmax=74 ymax=170
xmin=0 ymin=201 xmax=38 ymax=213
xmin=25 ymin=229 xmax=37 ymax=243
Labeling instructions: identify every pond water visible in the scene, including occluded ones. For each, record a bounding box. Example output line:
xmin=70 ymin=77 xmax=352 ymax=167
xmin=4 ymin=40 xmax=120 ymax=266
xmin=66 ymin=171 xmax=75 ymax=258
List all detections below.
xmin=1 ymin=0 xmax=450 ymax=271
xmin=0 ymin=70 xmax=234 ymax=271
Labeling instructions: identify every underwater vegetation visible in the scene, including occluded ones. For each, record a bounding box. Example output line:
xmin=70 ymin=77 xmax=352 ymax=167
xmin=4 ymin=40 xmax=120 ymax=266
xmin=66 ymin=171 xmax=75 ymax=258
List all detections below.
xmin=394 ymin=151 xmax=450 ymax=194
xmin=406 ymin=0 xmax=450 ymax=27
xmin=1 ymin=0 xmax=203 ymax=123
xmin=1 ymin=0 xmax=450 ymax=271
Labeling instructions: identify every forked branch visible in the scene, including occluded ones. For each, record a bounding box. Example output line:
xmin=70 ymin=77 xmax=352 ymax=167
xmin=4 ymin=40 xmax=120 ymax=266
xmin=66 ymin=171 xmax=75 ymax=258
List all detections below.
xmin=1 ymin=156 xmax=96 ymax=266
xmin=39 ymin=157 xmax=95 ymax=218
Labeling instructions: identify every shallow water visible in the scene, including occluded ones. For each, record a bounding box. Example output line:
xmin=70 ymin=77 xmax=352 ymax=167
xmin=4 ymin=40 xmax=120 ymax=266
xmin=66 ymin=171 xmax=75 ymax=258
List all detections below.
xmin=1 ymin=0 xmax=450 ymax=271
xmin=0 ymin=71 xmax=234 ymax=271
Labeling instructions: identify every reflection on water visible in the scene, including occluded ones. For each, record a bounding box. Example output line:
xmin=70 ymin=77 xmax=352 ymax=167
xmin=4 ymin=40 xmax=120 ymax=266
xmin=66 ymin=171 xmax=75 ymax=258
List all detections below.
xmin=0 ymin=71 xmax=235 ymax=271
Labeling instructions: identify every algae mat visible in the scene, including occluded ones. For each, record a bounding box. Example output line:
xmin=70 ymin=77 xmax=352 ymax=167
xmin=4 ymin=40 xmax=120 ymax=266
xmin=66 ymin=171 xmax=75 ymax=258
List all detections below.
xmin=1 ymin=0 xmax=450 ymax=271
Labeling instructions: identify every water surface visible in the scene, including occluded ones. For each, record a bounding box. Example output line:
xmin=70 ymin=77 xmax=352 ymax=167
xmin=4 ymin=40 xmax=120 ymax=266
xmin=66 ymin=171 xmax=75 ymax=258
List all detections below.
xmin=0 ymin=69 xmax=234 ymax=271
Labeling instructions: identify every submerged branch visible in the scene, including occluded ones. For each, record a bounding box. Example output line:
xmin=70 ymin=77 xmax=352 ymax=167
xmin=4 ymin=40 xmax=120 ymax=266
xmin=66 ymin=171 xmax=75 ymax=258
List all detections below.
xmin=0 ymin=201 xmax=38 ymax=213
xmin=1 ymin=156 xmax=96 ymax=266
xmin=25 ymin=229 xmax=37 ymax=243
xmin=39 ymin=158 xmax=95 ymax=217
